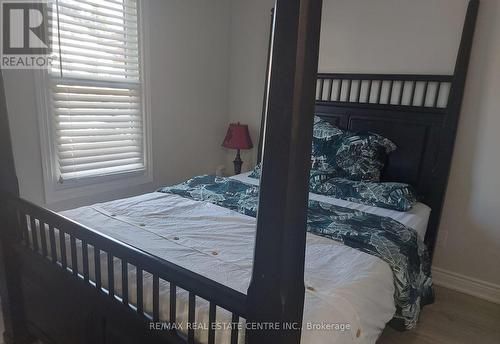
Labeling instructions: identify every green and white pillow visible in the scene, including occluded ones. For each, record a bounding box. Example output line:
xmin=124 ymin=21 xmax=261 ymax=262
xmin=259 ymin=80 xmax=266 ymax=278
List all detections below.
xmin=250 ymin=165 xmax=418 ymax=211
xmin=309 ymin=177 xmax=418 ymax=211
xmin=311 ymin=116 xmax=396 ymax=182
xmin=249 ymin=163 xmax=327 ymax=181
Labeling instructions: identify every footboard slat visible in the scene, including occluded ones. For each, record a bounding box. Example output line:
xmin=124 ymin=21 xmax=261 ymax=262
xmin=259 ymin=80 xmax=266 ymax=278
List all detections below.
xmin=152 ymin=275 xmax=159 ymax=322
xmin=136 ymin=267 xmax=143 ymax=314
xmin=94 ymin=247 xmax=101 ymax=290
xmin=170 ymin=283 xmax=177 ymax=325
xmin=19 ymin=212 xmax=29 ymax=245
xmin=59 ymin=228 xmax=67 ymax=269
xmin=187 ymin=292 xmax=196 ymax=344
xmin=30 ymin=216 xmax=38 ymax=252
xmin=49 ymin=225 xmax=57 ymax=264
xmin=70 ymin=235 xmax=78 ymax=276
xmin=40 ymin=223 xmax=48 ymax=258
xmin=122 ymin=260 xmax=129 ymax=306
xmin=230 ymin=314 xmax=239 ymax=344
xmin=82 ymin=242 xmax=89 ymax=282
xmin=107 ymin=253 xmax=115 ymax=298
xmin=208 ymin=302 xmax=216 ymax=344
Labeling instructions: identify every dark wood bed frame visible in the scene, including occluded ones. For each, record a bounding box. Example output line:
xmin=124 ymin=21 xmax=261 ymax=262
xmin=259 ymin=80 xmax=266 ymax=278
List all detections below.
xmin=0 ymin=1 xmax=478 ymax=344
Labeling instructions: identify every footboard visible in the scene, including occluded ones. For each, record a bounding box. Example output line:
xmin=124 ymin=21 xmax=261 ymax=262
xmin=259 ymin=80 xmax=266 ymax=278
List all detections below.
xmin=1 ymin=195 xmax=248 ymax=344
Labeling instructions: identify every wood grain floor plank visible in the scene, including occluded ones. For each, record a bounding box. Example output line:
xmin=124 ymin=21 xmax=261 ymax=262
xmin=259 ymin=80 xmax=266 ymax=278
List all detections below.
xmin=378 ymin=286 xmax=500 ymax=344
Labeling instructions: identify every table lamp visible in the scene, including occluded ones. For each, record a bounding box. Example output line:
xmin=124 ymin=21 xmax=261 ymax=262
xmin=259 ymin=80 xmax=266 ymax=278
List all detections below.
xmin=222 ymin=122 xmax=253 ymax=175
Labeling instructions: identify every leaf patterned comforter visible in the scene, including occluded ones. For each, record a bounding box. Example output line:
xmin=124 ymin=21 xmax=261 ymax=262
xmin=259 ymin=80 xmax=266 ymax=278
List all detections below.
xmin=158 ymin=175 xmax=434 ymax=330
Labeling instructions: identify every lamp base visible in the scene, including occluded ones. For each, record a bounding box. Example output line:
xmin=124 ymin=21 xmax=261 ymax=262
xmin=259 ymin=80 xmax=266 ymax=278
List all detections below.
xmin=233 ymin=149 xmax=243 ymax=175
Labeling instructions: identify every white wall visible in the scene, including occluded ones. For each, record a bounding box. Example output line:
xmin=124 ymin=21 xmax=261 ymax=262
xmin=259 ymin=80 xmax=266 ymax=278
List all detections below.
xmin=147 ymin=0 xmax=230 ymax=185
xmin=4 ymin=0 xmax=231 ymax=210
xmin=227 ymin=0 xmax=500 ymax=287
xmin=319 ymin=0 xmax=465 ymax=73
xmin=434 ymin=0 xmax=500 ymax=286
xmin=226 ymin=0 xmax=274 ymax=172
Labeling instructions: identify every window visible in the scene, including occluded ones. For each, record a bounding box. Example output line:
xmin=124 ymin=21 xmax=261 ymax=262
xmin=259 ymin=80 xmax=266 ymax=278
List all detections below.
xmin=38 ymin=0 xmax=151 ymax=201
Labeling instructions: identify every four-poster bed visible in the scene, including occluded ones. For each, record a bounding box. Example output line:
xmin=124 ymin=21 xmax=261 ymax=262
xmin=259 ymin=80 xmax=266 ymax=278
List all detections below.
xmin=0 ymin=0 xmax=479 ymax=343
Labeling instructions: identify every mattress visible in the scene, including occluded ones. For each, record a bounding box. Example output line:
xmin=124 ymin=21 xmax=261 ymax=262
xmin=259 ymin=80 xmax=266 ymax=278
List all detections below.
xmin=53 ymin=173 xmax=431 ymax=344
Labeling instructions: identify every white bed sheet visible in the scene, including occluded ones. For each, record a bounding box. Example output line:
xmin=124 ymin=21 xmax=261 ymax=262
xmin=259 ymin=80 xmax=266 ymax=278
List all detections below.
xmin=231 ymin=172 xmax=431 ymax=240
xmin=56 ymin=172 xmax=431 ymax=344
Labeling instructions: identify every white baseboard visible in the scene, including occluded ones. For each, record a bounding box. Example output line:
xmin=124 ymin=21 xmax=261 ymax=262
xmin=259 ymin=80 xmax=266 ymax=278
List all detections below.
xmin=432 ymin=267 xmax=500 ymax=304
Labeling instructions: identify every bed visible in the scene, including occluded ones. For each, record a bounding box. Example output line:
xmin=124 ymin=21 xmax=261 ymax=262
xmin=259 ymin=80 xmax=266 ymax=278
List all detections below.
xmin=43 ymin=171 xmax=430 ymax=344
xmin=20 ymin=170 xmax=431 ymax=343
xmin=0 ymin=1 xmax=479 ymax=344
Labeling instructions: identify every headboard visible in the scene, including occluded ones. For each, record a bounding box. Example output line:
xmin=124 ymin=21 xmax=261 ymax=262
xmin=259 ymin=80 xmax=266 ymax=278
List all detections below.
xmin=257 ymin=0 xmax=479 ymax=259
xmin=313 ymin=73 xmax=453 ymax=257
xmin=315 ymin=73 xmax=450 ymax=194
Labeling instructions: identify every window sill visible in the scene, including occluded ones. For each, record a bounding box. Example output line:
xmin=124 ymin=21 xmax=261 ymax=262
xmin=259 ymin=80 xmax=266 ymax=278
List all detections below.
xmin=43 ymin=169 xmax=153 ymax=205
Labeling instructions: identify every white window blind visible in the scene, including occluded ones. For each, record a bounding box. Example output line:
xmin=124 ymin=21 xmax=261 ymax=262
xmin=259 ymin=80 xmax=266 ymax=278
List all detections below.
xmin=48 ymin=0 xmax=145 ymax=182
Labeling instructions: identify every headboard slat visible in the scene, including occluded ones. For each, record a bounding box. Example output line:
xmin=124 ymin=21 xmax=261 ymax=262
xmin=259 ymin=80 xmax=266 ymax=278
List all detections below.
xmin=316 ymin=73 xmax=453 ymax=110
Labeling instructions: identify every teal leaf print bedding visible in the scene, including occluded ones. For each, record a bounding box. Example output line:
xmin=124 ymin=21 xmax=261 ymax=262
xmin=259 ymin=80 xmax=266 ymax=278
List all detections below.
xmin=252 ymin=116 xmax=396 ymax=182
xmin=158 ymin=175 xmax=434 ymax=330
xmin=250 ymin=166 xmax=418 ymax=211
xmin=249 ymin=163 xmax=331 ymax=183
xmin=309 ymin=173 xmax=419 ymax=211
xmin=311 ymin=116 xmax=396 ymax=181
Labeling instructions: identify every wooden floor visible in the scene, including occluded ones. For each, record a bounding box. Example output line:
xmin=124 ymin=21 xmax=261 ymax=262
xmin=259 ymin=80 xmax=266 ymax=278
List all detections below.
xmin=1 ymin=286 xmax=499 ymax=343
xmin=378 ymin=286 xmax=500 ymax=344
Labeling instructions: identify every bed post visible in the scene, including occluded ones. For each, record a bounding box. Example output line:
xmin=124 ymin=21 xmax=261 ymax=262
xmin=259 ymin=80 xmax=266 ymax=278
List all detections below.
xmin=257 ymin=8 xmax=275 ymax=165
xmin=246 ymin=1 xmax=322 ymax=343
xmin=426 ymin=0 xmax=479 ymax=258
xmin=0 ymin=72 xmax=34 ymax=344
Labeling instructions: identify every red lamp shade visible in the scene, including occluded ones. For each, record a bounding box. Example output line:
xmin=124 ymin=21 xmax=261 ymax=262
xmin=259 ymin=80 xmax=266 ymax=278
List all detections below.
xmin=222 ymin=123 xmax=253 ymax=150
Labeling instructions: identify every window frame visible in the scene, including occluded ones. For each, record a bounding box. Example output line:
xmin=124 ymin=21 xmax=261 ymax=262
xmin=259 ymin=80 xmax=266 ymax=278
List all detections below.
xmin=36 ymin=0 xmax=152 ymax=204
